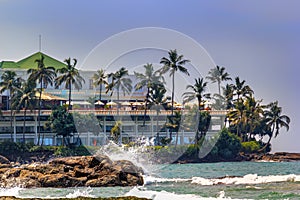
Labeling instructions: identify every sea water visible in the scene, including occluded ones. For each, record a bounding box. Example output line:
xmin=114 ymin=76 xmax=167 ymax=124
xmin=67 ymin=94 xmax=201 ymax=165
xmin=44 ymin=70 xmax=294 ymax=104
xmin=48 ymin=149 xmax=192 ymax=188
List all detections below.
xmin=1 ymin=161 xmax=300 ymax=199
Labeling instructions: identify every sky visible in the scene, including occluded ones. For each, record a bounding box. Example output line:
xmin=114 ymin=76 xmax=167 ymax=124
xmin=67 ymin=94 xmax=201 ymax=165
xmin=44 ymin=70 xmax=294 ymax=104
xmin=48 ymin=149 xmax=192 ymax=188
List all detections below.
xmin=0 ymin=0 xmax=299 ymax=152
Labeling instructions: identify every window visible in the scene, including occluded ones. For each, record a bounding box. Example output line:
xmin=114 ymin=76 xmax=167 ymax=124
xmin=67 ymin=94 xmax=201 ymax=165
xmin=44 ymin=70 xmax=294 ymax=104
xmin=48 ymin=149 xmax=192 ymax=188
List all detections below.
xmin=89 ymin=79 xmax=94 ymax=90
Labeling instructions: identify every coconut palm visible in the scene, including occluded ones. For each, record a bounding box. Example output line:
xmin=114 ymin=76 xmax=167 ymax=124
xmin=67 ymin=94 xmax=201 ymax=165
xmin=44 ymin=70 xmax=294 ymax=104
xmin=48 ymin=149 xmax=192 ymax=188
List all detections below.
xmin=260 ymin=101 xmax=290 ymax=151
xmin=93 ymin=69 xmax=108 ymax=101
xmin=27 ymin=55 xmax=56 ymax=145
xmin=165 ymin=110 xmax=182 ymax=147
xmin=134 ymin=63 xmax=165 ymax=126
xmin=232 ymin=77 xmax=253 ymax=101
xmin=106 ymin=67 xmax=132 ymax=112
xmin=55 ymin=58 xmax=85 ymax=110
xmin=0 ymin=70 xmax=22 ymax=141
xmin=183 ymin=78 xmax=210 ymax=111
xmin=206 ymin=65 xmax=232 ymax=96
xmin=159 ymin=49 xmax=190 ymax=117
xmin=13 ymin=79 xmax=37 ymax=143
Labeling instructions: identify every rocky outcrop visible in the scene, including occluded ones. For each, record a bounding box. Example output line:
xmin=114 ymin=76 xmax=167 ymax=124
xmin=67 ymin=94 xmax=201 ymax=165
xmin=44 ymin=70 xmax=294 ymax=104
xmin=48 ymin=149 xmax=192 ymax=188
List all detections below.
xmin=0 ymin=155 xmax=144 ymax=188
xmin=240 ymin=152 xmax=300 ymax=162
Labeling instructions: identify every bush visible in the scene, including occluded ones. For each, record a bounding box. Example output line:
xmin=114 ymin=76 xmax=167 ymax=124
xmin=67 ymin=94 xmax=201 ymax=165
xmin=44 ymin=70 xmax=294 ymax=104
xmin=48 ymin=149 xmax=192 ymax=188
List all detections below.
xmin=241 ymin=141 xmax=261 ymax=153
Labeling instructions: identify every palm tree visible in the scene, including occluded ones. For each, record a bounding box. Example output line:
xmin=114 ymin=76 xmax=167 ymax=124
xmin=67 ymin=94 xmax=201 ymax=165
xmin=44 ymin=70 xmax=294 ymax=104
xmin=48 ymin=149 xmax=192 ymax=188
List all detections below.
xmin=260 ymin=101 xmax=290 ymax=151
xmin=27 ymin=55 xmax=56 ymax=145
xmin=223 ymin=83 xmax=235 ymax=110
xmin=206 ymin=65 xmax=232 ymax=96
xmin=13 ymin=79 xmax=37 ymax=143
xmin=232 ymin=77 xmax=253 ymax=101
xmin=160 ymin=49 xmax=190 ymax=117
xmin=183 ymin=78 xmax=210 ymax=111
xmin=93 ymin=69 xmax=108 ymax=101
xmin=0 ymin=71 xmax=22 ymax=141
xmin=165 ymin=110 xmax=182 ymax=147
xmin=106 ymin=67 xmax=132 ymax=113
xmin=134 ymin=63 xmax=164 ymax=126
xmin=55 ymin=58 xmax=85 ymax=110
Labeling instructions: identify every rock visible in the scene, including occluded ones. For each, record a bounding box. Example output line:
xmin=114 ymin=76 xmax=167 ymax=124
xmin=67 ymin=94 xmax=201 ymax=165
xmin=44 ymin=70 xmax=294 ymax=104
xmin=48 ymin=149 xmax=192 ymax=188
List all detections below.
xmin=0 ymin=155 xmax=10 ymax=164
xmin=0 ymin=155 xmax=144 ymax=188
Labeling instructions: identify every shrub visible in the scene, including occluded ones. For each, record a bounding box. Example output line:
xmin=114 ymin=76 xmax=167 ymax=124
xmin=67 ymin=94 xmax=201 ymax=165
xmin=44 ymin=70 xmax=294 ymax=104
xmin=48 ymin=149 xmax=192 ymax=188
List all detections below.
xmin=241 ymin=141 xmax=261 ymax=153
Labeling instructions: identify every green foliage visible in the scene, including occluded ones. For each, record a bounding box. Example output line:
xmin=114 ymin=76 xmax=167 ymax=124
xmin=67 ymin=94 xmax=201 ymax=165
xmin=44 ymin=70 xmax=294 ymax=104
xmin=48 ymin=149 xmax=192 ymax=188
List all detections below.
xmin=241 ymin=141 xmax=261 ymax=153
xmin=209 ymin=128 xmax=242 ymax=159
xmin=53 ymin=146 xmax=90 ymax=157
xmin=110 ymin=121 xmax=122 ymax=143
xmin=46 ymin=106 xmax=76 ymax=139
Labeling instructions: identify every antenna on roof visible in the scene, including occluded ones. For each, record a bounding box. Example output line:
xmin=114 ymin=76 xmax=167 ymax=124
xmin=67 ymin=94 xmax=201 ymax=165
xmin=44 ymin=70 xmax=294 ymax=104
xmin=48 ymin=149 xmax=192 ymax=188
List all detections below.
xmin=39 ymin=34 xmax=42 ymax=52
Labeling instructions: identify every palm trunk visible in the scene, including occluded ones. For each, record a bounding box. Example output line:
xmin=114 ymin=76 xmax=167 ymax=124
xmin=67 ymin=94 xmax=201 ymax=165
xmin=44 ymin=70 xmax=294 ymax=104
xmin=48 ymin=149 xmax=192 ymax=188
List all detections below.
xmin=68 ymin=81 xmax=72 ymax=110
xmin=156 ymin=108 xmax=160 ymax=145
xmin=9 ymin=94 xmax=13 ymax=142
xmin=143 ymin=87 xmax=150 ymax=127
xmin=218 ymin=81 xmax=221 ymax=96
xmin=37 ymin=80 xmax=42 ymax=145
xmin=170 ymin=73 xmax=175 ymax=140
xmin=99 ymin=84 xmax=102 ymax=100
xmin=23 ymin=108 xmax=27 ymax=143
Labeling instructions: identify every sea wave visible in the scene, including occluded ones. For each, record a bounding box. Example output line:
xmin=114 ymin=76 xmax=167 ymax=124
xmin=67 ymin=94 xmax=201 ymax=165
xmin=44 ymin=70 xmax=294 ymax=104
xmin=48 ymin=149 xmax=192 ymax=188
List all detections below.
xmin=125 ymin=187 xmax=251 ymax=200
xmin=144 ymin=174 xmax=300 ymax=186
xmin=65 ymin=187 xmax=95 ymax=198
xmin=0 ymin=187 xmax=22 ymax=197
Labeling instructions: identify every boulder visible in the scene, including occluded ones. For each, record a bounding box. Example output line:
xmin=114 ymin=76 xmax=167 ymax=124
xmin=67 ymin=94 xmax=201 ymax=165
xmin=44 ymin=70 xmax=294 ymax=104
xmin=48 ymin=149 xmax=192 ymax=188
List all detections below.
xmin=0 ymin=155 xmax=144 ymax=188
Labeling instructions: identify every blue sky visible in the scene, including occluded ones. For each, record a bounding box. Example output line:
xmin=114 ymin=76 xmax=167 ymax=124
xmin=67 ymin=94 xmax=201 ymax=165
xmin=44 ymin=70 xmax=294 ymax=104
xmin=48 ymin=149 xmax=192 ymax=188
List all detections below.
xmin=1 ymin=0 xmax=299 ymax=152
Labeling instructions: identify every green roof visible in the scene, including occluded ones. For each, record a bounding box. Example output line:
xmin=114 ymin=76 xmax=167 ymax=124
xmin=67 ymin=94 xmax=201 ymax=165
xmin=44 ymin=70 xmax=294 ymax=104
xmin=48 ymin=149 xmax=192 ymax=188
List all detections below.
xmin=0 ymin=52 xmax=66 ymax=70
xmin=0 ymin=61 xmax=18 ymax=69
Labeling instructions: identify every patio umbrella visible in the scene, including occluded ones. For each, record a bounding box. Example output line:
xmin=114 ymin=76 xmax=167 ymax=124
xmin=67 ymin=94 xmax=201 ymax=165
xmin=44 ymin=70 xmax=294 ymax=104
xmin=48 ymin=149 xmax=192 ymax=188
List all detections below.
xmin=121 ymin=101 xmax=131 ymax=106
xmin=131 ymin=102 xmax=143 ymax=106
xmin=95 ymin=100 xmax=104 ymax=105
xmin=106 ymin=101 xmax=117 ymax=106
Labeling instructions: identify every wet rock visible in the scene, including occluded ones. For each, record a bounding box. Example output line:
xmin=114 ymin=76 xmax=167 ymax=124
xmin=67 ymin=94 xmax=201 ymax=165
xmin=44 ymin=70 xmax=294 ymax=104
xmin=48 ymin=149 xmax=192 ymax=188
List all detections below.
xmin=0 ymin=155 xmax=144 ymax=188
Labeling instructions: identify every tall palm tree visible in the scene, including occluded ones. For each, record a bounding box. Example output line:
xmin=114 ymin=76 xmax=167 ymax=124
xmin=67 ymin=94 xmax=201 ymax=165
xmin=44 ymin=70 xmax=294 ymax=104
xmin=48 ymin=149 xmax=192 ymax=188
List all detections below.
xmin=13 ymin=79 xmax=37 ymax=143
xmin=0 ymin=70 xmax=22 ymax=141
xmin=106 ymin=67 xmax=132 ymax=113
xmin=206 ymin=65 xmax=232 ymax=96
xmin=183 ymin=78 xmax=210 ymax=111
xmin=134 ymin=63 xmax=164 ymax=126
xmin=27 ymin=55 xmax=56 ymax=145
xmin=55 ymin=58 xmax=85 ymax=110
xmin=232 ymin=77 xmax=253 ymax=101
xmin=260 ymin=101 xmax=290 ymax=151
xmin=93 ymin=69 xmax=108 ymax=101
xmin=160 ymin=49 xmax=190 ymax=117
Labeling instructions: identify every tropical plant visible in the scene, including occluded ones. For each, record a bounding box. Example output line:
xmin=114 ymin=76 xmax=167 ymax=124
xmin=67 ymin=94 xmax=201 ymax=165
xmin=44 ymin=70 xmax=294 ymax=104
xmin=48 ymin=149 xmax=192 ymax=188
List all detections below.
xmin=55 ymin=58 xmax=85 ymax=110
xmin=159 ymin=49 xmax=190 ymax=117
xmin=111 ymin=121 xmax=122 ymax=144
xmin=165 ymin=110 xmax=182 ymax=147
xmin=206 ymin=65 xmax=232 ymax=96
xmin=106 ymin=67 xmax=132 ymax=113
xmin=183 ymin=78 xmax=210 ymax=111
xmin=0 ymin=70 xmax=22 ymax=141
xmin=46 ymin=106 xmax=76 ymax=146
xmin=93 ymin=69 xmax=108 ymax=101
xmin=196 ymin=111 xmax=211 ymax=145
xmin=134 ymin=63 xmax=164 ymax=126
xmin=259 ymin=101 xmax=290 ymax=151
xmin=27 ymin=55 xmax=56 ymax=145
xmin=232 ymin=77 xmax=253 ymax=101
xmin=13 ymin=79 xmax=37 ymax=143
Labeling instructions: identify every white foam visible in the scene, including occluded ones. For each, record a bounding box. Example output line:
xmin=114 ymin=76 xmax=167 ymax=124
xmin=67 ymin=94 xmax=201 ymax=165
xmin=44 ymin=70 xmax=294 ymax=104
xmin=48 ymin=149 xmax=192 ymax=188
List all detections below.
xmin=0 ymin=187 xmax=22 ymax=197
xmin=65 ymin=187 xmax=95 ymax=198
xmin=143 ymin=175 xmax=190 ymax=185
xmin=191 ymin=174 xmax=300 ymax=185
xmin=125 ymin=187 xmax=251 ymax=200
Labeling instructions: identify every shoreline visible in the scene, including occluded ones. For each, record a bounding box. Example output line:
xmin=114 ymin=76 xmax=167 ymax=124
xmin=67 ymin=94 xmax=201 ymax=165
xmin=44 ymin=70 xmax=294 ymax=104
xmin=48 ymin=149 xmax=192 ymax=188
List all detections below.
xmin=0 ymin=197 xmax=149 ymax=200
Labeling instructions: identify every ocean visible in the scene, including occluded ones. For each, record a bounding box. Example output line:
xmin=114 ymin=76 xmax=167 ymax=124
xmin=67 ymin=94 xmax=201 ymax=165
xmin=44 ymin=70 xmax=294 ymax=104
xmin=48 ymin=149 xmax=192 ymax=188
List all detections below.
xmin=1 ymin=161 xmax=300 ymax=200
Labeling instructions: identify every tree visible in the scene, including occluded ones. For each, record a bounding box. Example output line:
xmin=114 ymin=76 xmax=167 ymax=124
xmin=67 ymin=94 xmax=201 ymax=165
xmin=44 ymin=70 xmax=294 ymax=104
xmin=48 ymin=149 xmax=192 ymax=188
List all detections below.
xmin=183 ymin=78 xmax=210 ymax=111
xmin=93 ymin=69 xmax=108 ymax=101
xmin=206 ymin=65 xmax=232 ymax=96
xmin=165 ymin=110 xmax=182 ymax=147
xmin=110 ymin=121 xmax=122 ymax=144
xmin=55 ymin=58 xmax=85 ymax=110
xmin=27 ymin=55 xmax=56 ymax=145
xmin=232 ymin=77 xmax=253 ymax=101
xmin=260 ymin=101 xmax=290 ymax=151
xmin=0 ymin=71 xmax=22 ymax=141
xmin=106 ymin=67 xmax=132 ymax=113
xmin=13 ymin=79 xmax=37 ymax=143
xmin=134 ymin=63 xmax=164 ymax=126
xmin=196 ymin=111 xmax=211 ymax=145
xmin=46 ymin=106 xmax=76 ymax=146
xmin=159 ymin=49 xmax=190 ymax=117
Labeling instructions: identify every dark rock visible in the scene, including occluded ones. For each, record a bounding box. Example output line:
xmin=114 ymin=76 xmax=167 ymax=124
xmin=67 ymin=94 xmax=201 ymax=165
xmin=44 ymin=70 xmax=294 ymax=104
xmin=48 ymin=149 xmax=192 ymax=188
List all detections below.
xmin=0 ymin=155 xmax=144 ymax=188
xmin=0 ymin=155 xmax=10 ymax=164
